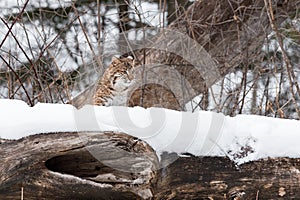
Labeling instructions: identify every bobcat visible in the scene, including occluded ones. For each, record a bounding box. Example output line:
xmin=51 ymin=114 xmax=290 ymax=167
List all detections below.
xmin=92 ymin=56 xmax=182 ymax=110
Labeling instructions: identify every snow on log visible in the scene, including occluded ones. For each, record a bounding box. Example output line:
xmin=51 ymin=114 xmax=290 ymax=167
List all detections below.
xmin=1 ymin=99 xmax=300 ymax=165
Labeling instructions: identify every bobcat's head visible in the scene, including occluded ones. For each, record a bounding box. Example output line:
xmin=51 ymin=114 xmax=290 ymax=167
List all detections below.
xmin=108 ymin=56 xmax=135 ymax=91
xmin=93 ymin=56 xmax=136 ymax=106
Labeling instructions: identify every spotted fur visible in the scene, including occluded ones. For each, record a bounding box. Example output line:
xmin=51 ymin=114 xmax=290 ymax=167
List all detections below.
xmin=93 ymin=55 xmax=181 ymax=110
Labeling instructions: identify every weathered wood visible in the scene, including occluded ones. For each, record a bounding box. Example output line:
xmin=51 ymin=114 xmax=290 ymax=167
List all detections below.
xmin=156 ymin=154 xmax=300 ymax=199
xmin=0 ymin=132 xmax=158 ymax=200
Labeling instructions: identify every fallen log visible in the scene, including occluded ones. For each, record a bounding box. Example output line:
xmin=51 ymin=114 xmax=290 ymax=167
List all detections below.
xmin=1 ymin=132 xmax=300 ymax=199
xmin=0 ymin=132 xmax=158 ymax=200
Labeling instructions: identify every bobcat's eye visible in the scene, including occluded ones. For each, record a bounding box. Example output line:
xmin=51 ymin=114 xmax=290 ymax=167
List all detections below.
xmin=112 ymin=73 xmax=121 ymax=84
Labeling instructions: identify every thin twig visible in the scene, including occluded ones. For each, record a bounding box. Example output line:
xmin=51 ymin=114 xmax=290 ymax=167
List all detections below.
xmin=264 ymin=0 xmax=300 ymax=118
xmin=97 ymin=0 xmax=101 ymax=49
xmin=0 ymin=54 xmax=33 ymax=106
xmin=0 ymin=0 xmax=29 ymax=49
xmin=0 ymin=17 xmax=46 ymax=101
xmin=71 ymin=3 xmax=99 ymax=67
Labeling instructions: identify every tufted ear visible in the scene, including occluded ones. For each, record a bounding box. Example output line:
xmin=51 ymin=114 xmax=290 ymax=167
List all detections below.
xmin=111 ymin=56 xmax=120 ymax=62
xmin=127 ymin=55 xmax=134 ymax=60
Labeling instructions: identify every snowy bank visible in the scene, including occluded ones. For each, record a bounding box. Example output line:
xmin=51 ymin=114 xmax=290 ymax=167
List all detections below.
xmin=0 ymin=99 xmax=300 ymax=164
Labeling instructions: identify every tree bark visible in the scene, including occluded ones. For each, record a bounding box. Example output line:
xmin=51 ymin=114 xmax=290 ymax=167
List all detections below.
xmin=156 ymin=154 xmax=300 ymax=199
xmin=0 ymin=132 xmax=158 ymax=200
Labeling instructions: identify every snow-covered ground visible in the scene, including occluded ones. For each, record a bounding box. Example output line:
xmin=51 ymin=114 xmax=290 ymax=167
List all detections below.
xmin=1 ymin=99 xmax=299 ymax=165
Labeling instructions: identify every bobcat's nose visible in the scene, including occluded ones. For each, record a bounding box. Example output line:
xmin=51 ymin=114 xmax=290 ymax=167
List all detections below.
xmin=126 ymin=70 xmax=134 ymax=81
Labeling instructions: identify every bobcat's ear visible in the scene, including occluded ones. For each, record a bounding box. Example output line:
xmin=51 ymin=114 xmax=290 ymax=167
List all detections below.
xmin=111 ymin=56 xmax=120 ymax=62
xmin=127 ymin=55 xmax=134 ymax=60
